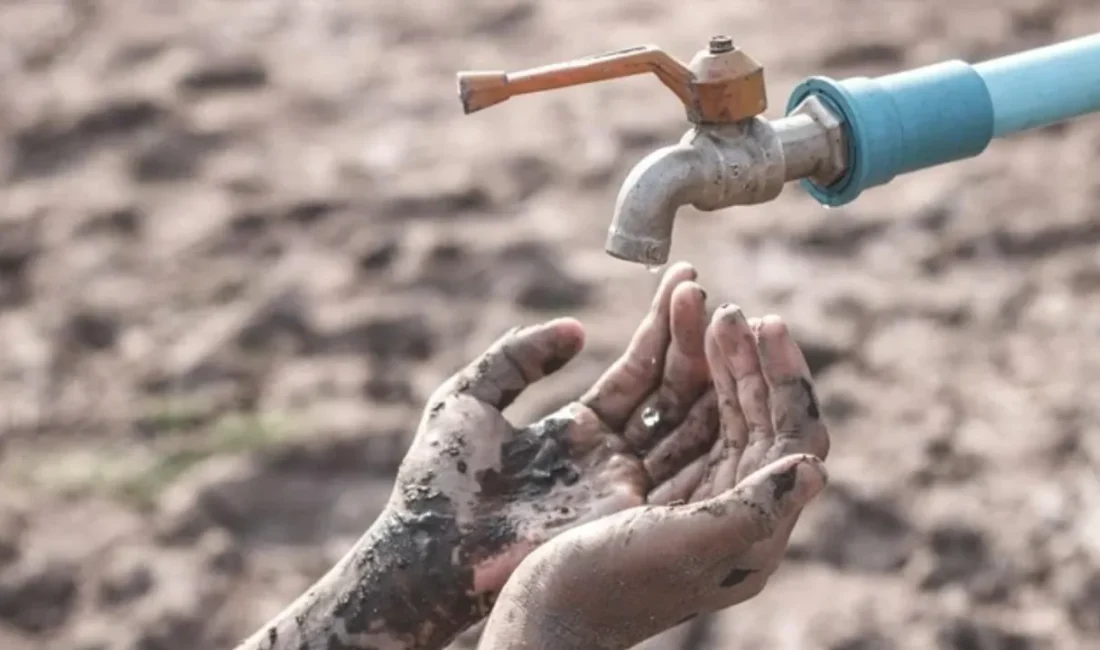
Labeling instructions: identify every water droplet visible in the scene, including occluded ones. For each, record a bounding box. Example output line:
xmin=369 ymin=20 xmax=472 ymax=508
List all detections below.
xmin=641 ymin=406 xmax=662 ymax=429
xmin=645 ymin=264 xmax=664 ymax=274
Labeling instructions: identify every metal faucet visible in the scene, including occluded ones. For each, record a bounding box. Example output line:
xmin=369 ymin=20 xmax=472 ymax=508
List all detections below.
xmin=457 ymin=33 xmax=1100 ymax=267
xmin=457 ymin=37 xmax=847 ymax=266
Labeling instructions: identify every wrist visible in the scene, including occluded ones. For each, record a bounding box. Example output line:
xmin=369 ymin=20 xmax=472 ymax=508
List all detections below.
xmin=481 ymin=600 xmax=607 ymax=650
xmin=340 ymin=507 xmax=495 ymax=647
xmin=479 ymin=555 xmax=620 ymax=650
xmin=237 ymin=506 xmax=490 ymax=650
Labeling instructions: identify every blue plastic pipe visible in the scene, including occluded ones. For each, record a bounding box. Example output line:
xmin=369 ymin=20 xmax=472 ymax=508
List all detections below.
xmin=785 ymin=33 xmax=1100 ymax=206
xmin=976 ymin=35 xmax=1100 ymax=137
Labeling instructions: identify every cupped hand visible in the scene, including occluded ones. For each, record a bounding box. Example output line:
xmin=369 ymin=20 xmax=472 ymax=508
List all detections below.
xmin=477 ymin=307 xmax=831 ymax=650
xmin=386 ymin=262 xmax=720 ymax=607
xmin=648 ymin=304 xmax=830 ymax=505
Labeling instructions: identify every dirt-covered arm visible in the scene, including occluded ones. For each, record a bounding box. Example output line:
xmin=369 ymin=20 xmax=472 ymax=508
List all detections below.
xmin=234 ymin=506 xmax=493 ymax=650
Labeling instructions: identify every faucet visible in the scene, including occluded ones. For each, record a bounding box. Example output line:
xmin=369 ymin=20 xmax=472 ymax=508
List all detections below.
xmin=602 ymin=93 xmax=846 ymax=266
xmin=456 ymin=33 xmax=1100 ymax=267
xmin=457 ymin=37 xmax=847 ymax=266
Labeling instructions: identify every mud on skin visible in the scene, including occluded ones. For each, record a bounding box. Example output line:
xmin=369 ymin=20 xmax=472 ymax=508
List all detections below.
xmin=318 ymin=417 xmax=585 ymax=650
xmin=242 ymin=490 xmax=487 ymax=650
xmin=325 ymin=487 xmax=495 ymax=650
xmin=242 ymin=473 xmax=542 ymax=650
xmin=473 ymin=418 xmax=580 ymax=502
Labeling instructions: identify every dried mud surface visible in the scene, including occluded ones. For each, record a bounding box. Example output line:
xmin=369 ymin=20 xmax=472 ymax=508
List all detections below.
xmin=1 ymin=1 xmax=1099 ymax=649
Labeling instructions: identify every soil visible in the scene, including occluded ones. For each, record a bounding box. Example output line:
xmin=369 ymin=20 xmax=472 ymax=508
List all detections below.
xmin=1 ymin=0 xmax=1099 ymax=649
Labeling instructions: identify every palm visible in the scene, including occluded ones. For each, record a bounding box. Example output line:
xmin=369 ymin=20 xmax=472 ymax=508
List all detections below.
xmin=390 ymin=263 xmax=717 ymax=596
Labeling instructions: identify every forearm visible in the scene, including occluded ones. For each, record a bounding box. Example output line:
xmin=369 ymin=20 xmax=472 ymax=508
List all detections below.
xmin=235 ymin=510 xmax=492 ymax=650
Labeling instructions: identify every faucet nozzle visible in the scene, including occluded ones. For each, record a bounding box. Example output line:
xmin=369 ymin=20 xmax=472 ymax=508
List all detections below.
xmin=604 ymin=144 xmax=708 ymax=266
xmin=605 ymin=120 xmax=789 ymax=266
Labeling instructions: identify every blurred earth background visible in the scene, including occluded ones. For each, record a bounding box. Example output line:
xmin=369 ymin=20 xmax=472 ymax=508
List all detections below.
xmin=1 ymin=0 xmax=1099 ymax=648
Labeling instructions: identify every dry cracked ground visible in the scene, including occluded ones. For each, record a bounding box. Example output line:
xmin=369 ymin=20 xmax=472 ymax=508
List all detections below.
xmin=1 ymin=1 xmax=1099 ymax=649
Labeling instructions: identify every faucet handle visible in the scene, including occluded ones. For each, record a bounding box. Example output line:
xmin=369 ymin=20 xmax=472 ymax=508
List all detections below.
xmin=457 ymin=39 xmax=768 ymax=124
xmin=457 ymin=45 xmax=695 ymax=114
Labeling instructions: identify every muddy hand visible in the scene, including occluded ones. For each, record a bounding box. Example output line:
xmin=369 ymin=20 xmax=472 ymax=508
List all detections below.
xmin=231 ymin=268 xmax=715 ymax=650
xmin=476 ymin=309 xmax=832 ymax=650
xmin=387 ymin=262 xmax=718 ymax=622
xmin=649 ymin=307 xmax=830 ymax=604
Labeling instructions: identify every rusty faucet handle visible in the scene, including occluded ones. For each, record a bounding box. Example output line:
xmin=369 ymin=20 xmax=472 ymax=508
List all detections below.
xmin=456 ymin=38 xmax=769 ymax=124
xmin=456 ymin=45 xmax=695 ymax=115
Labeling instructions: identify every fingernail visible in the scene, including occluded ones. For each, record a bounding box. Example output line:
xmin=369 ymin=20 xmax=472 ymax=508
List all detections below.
xmin=719 ymin=304 xmax=746 ymax=324
xmin=766 ymin=454 xmax=827 ymax=504
xmin=793 ymin=455 xmax=828 ymax=501
xmin=759 ymin=314 xmax=785 ymax=333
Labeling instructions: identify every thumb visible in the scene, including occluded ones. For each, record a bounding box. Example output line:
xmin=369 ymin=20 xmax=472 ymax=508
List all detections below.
xmin=447 ymin=318 xmax=586 ymax=410
xmin=683 ymin=454 xmax=827 ymax=553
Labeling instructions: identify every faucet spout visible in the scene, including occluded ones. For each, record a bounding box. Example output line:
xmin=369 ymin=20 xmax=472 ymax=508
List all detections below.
xmin=605 ymin=143 xmax=709 ymax=265
xmin=605 ymin=118 xmax=791 ymax=266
